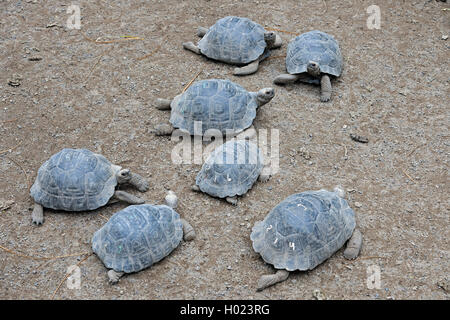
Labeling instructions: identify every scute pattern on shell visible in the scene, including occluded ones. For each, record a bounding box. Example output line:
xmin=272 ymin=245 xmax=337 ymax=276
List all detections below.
xmin=170 ymin=79 xmax=258 ymax=135
xmin=30 ymin=148 xmax=118 ymax=211
xmin=92 ymin=204 xmax=183 ymax=273
xmin=198 ymin=16 xmax=267 ymax=64
xmin=286 ymin=30 xmax=343 ymax=80
xmin=196 ymin=140 xmax=264 ymax=198
xmin=250 ymin=190 xmax=355 ymax=271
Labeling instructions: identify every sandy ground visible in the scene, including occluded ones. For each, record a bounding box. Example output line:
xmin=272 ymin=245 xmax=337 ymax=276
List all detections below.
xmin=0 ymin=0 xmax=449 ymax=300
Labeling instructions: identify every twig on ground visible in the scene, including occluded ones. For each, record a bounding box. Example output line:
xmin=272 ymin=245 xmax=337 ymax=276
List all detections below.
xmin=51 ymin=253 xmax=93 ymax=300
xmin=401 ymin=168 xmax=416 ymax=183
xmin=3 ymin=155 xmax=31 ymax=190
xmin=0 ymin=244 xmax=90 ymax=261
xmin=0 ymin=141 xmax=23 ymax=156
xmin=82 ymin=32 xmax=143 ymax=44
xmin=265 ymin=27 xmax=299 ymax=35
xmin=0 ymin=119 xmax=17 ymax=124
xmin=136 ymin=37 xmax=166 ymax=61
xmin=182 ymin=70 xmax=202 ymax=93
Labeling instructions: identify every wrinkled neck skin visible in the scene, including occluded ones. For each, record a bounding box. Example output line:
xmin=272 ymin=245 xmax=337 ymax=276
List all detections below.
xmin=256 ymin=95 xmax=270 ymax=107
xmin=307 ymin=62 xmax=321 ymax=78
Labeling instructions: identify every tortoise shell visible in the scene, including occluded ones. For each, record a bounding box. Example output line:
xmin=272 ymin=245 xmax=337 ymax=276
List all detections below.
xmin=30 ymin=148 xmax=119 ymax=211
xmin=92 ymin=204 xmax=183 ymax=273
xmin=170 ymin=79 xmax=258 ymax=135
xmin=196 ymin=140 xmax=264 ymax=198
xmin=198 ymin=16 xmax=267 ymax=64
xmin=286 ymin=30 xmax=343 ymax=83
xmin=250 ymin=190 xmax=355 ymax=271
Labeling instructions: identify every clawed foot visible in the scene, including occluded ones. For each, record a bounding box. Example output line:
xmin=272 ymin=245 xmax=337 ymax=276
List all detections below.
xmin=108 ymin=270 xmax=124 ymax=284
xmin=154 ymin=123 xmax=174 ymax=136
xmin=258 ymin=174 xmax=270 ymax=183
xmin=256 ymin=270 xmax=289 ymax=291
xmin=130 ymin=172 xmax=149 ymax=192
xmin=226 ymin=197 xmax=238 ymax=206
xmin=320 ymin=94 xmax=331 ymax=102
xmin=31 ymin=203 xmax=44 ymax=226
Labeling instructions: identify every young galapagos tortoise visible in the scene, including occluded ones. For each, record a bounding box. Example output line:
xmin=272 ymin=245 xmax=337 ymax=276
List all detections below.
xmin=30 ymin=148 xmax=148 ymax=225
xmin=183 ymin=16 xmax=282 ymax=76
xmin=250 ymin=186 xmax=362 ymax=291
xmin=92 ymin=191 xmax=195 ymax=284
xmin=154 ymin=79 xmax=275 ymax=136
xmin=274 ymin=30 xmax=343 ymax=102
xmin=192 ymin=139 xmax=270 ymax=205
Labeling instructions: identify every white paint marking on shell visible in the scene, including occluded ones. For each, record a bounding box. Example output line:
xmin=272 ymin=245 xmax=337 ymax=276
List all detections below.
xmin=227 ymin=174 xmax=232 ymax=182
xmin=274 ymin=238 xmax=278 ymax=244
xmin=297 ymin=203 xmax=307 ymax=210
xmin=289 ymin=242 xmax=295 ymax=250
xmin=165 ymin=191 xmax=178 ymax=209
xmin=266 ymin=225 xmax=273 ymax=231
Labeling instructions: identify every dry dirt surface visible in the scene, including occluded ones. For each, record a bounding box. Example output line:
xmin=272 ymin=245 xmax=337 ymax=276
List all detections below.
xmin=0 ymin=0 xmax=449 ymax=300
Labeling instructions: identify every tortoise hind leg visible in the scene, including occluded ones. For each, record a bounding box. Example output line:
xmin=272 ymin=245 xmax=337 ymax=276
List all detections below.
xmin=233 ymin=60 xmax=259 ymax=76
xmin=155 ymin=98 xmax=172 ymax=110
xmin=181 ymin=219 xmax=196 ymax=241
xmin=343 ymin=228 xmax=362 ymax=260
xmin=183 ymin=42 xmax=201 ymax=55
xmin=154 ymin=123 xmax=175 ymax=136
xmin=31 ymin=202 xmax=44 ymax=225
xmin=257 ymin=270 xmax=290 ymax=291
xmin=108 ymin=270 xmax=125 ymax=284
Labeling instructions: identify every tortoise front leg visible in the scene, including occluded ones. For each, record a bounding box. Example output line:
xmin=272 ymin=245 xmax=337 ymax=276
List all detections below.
xmin=197 ymin=27 xmax=208 ymax=37
xmin=31 ymin=202 xmax=44 ymax=225
xmin=183 ymin=42 xmax=202 ymax=55
xmin=154 ymin=123 xmax=175 ymax=136
xmin=226 ymin=196 xmax=238 ymax=206
xmin=320 ymin=74 xmax=332 ymax=102
xmin=343 ymin=228 xmax=362 ymax=260
xmin=108 ymin=270 xmax=125 ymax=284
xmin=258 ymin=167 xmax=271 ymax=183
xmin=257 ymin=270 xmax=290 ymax=291
xmin=128 ymin=172 xmax=149 ymax=192
xmin=113 ymin=191 xmax=145 ymax=205
xmin=233 ymin=60 xmax=259 ymax=76
xmin=273 ymin=73 xmax=300 ymax=85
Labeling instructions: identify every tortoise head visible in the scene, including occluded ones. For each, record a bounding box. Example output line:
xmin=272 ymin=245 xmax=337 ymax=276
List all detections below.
xmin=116 ymin=169 xmax=131 ymax=184
xmin=256 ymin=88 xmax=275 ymax=106
xmin=307 ymin=61 xmax=321 ymax=77
xmin=264 ymin=31 xmax=276 ymax=47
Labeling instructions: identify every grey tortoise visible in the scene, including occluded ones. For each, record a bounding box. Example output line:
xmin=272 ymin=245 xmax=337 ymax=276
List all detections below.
xmin=30 ymin=148 xmax=149 ymax=225
xmin=274 ymin=30 xmax=343 ymax=102
xmin=250 ymin=186 xmax=362 ymax=291
xmin=192 ymin=139 xmax=270 ymax=205
xmin=183 ymin=16 xmax=282 ymax=76
xmin=92 ymin=191 xmax=195 ymax=284
xmin=154 ymin=79 xmax=274 ymax=136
